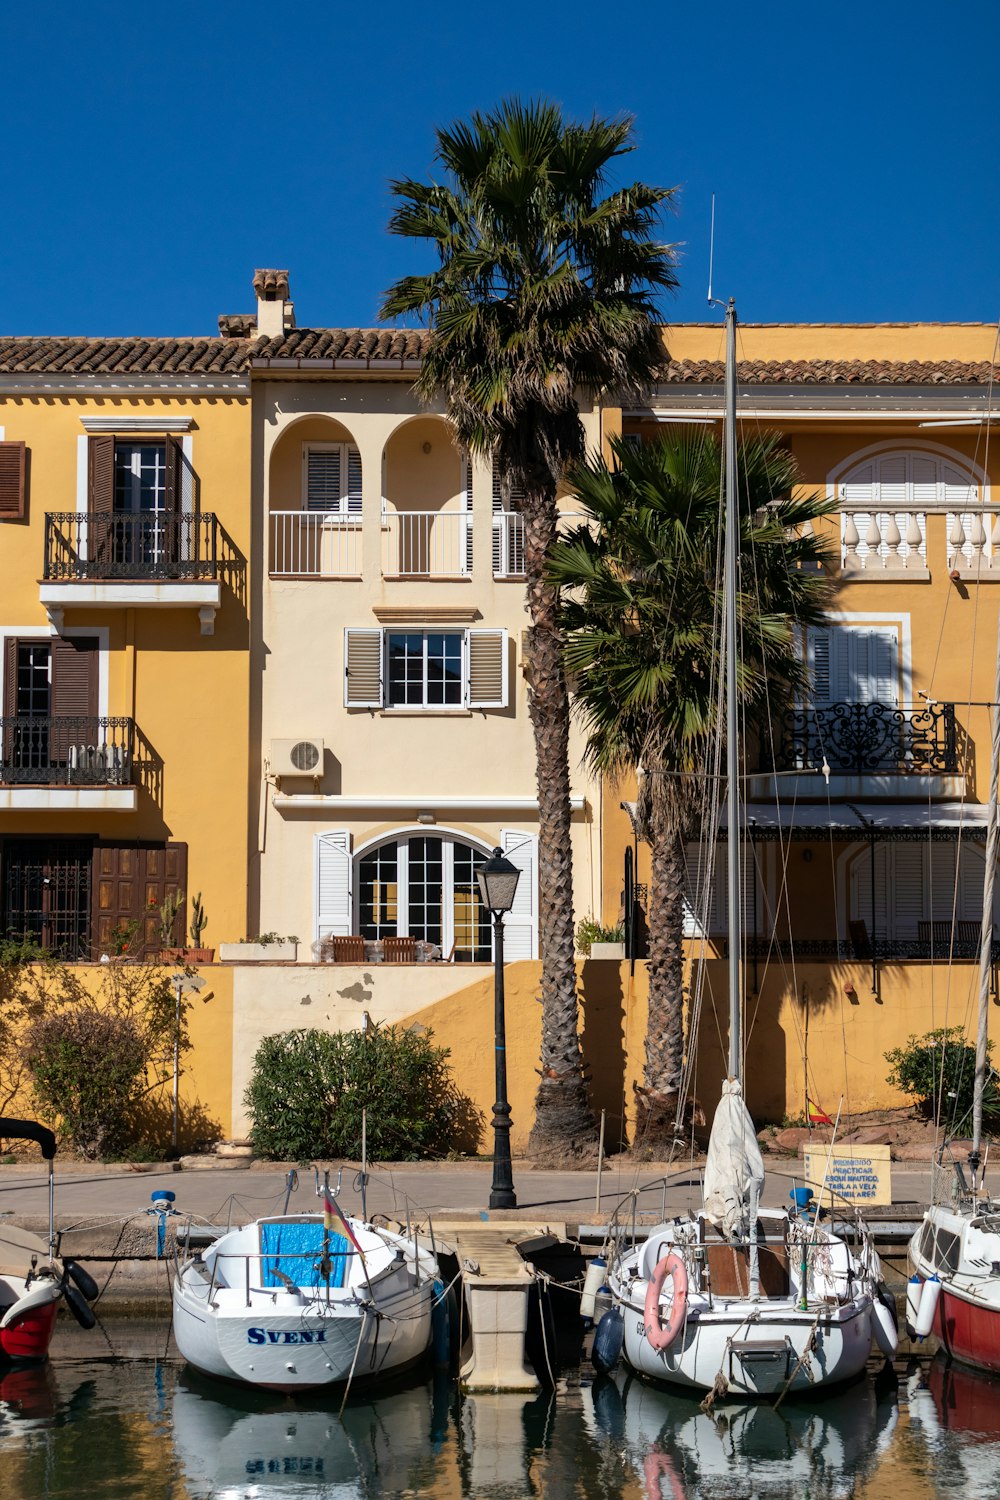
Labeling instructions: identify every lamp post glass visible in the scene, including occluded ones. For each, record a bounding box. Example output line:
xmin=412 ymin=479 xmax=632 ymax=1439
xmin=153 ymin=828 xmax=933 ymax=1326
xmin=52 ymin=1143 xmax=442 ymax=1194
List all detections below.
xmin=476 ymin=848 xmax=520 ymax=1211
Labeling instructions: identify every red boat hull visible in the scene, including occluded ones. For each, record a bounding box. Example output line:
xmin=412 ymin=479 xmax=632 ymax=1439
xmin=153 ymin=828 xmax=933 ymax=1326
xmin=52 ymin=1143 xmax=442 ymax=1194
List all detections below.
xmin=0 ymin=1300 xmax=58 ymax=1363
xmin=936 ymin=1285 xmax=1000 ymax=1374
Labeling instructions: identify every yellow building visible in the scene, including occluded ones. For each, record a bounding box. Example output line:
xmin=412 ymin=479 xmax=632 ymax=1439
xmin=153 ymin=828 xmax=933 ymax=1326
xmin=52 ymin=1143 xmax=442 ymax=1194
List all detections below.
xmin=603 ymin=321 xmax=1000 ymax=1123
xmin=0 ymin=322 xmax=252 ymax=963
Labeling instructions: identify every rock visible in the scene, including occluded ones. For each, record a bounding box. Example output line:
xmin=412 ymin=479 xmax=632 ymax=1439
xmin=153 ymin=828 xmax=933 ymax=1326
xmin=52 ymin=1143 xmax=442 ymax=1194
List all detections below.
xmin=214 ymin=1143 xmax=254 ymax=1159
xmin=841 ymin=1127 xmax=896 ymax=1146
xmin=894 ymin=1141 xmax=970 ymax=1162
xmin=179 ymin=1154 xmax=251 ymax=1171
xmin=774 ymin=1127 xmax=832 ymax=1151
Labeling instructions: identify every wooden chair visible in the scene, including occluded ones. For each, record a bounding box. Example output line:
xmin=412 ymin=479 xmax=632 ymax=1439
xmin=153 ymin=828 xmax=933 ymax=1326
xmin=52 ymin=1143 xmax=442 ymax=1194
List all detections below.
xmin=382 ymin=935 xmax=417 ymax=963
xmin=330 ymin=935 xmax=365 ymax=963
xmin=918 ymin=919 xmax=987 ymax=950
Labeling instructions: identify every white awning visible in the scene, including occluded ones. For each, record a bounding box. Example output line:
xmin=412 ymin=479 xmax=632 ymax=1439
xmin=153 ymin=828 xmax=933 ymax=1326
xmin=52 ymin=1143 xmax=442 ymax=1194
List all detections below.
xmin=739 ymin=801 xmax=990 ymax=840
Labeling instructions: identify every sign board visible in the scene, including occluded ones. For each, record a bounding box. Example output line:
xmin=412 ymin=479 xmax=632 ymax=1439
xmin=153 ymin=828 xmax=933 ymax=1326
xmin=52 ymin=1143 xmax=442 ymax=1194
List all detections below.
xmin=802 ymin=1143 xmax=892 ymax=1208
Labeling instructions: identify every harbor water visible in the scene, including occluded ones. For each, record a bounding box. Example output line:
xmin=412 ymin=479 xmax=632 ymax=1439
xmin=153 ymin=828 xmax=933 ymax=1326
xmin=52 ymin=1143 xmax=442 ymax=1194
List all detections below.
xmin=0 ymin=1322 xmax=996 ymax=1499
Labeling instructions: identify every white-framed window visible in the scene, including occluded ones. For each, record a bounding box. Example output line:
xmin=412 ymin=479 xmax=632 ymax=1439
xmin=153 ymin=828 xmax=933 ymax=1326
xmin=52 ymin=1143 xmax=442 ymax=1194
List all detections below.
xmin=849 ymin=841 xmax=997 ymax=942
xmin=344 ymin=627 xmax=508 ymax=710
xmin=806 ymin=624 xmax=900 ymax=707
xmin=303 ymin=443 xmax=362 ymax=517
xmin=114 ymin=442 xmax=167 ymax=516
xmin=315 ymin=826 xmax=538 ymax=959
xmin=838 ymin=446 xmax=981 ymax=566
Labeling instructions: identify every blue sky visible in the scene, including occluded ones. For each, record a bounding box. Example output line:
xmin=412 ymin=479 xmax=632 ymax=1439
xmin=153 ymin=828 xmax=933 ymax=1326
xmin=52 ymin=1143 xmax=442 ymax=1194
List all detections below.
xmin=5 ymin=1 xmax=998 ymax=336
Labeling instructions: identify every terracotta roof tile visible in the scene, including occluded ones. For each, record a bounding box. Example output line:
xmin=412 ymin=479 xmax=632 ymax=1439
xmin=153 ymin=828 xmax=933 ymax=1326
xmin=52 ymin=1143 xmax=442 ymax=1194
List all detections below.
xmin=252 ymin=327 xmax=433 ymax=362
xmin=0 ymin=336 xmax=253 ymax=375
xmin=659 ymin=357 xmax=999 ymax=385
xmin=252 ymin=269 xmax=289 ymax=299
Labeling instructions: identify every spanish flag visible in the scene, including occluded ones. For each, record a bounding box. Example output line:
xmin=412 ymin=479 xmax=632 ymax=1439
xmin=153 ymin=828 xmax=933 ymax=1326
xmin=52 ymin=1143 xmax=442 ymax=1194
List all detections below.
xmin=807 ymin=1099 xmax=833 ymax=1126
xmin=323 ymin=1189 xmax=365 ymax=1259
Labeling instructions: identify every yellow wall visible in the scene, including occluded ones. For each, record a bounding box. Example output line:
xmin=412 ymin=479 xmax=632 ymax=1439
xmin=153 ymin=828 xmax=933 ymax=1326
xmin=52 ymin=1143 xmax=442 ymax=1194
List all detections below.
xmin=662 ymin=321 xmax=998 ymax=364
xmin=0 ymin=392 xmax=252 ymax=949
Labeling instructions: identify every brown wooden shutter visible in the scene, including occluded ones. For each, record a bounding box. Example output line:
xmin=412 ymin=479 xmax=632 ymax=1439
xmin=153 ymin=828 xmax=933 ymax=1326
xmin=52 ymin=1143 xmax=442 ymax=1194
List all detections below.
xmin=0 ymin=442 xmax=26 ymax=520
xmin=91 ymin=843 xmax=142 ymax=954
xmin=91 ymin=841 xmax=187 ymax=956
xmin=141 ymin=843 xmax=188 ymax=950
xmin=3 ymin=637 xmax=17 ymax=717
xmin=88 ymin=436 xmax=115 ymax=515
xmin=50 ymin=636 xmax=98 ymax=719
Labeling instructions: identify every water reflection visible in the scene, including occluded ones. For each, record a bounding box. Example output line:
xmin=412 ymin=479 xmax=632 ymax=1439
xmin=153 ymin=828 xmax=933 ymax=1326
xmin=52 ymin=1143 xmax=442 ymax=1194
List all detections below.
xmin=909 ymin=1358 xmax=1000 ymax=1498
xmin=7 ymin=1332 xmax=1000 ymax=1500
xmin=588 ymin=1367 xmax=899 ymax=1499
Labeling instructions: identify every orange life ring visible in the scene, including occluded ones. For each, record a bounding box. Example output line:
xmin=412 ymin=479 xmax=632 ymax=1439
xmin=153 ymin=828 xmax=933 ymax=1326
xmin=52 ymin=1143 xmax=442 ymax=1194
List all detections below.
xmin=643 ymin=1251 xmax=688 ymax=1352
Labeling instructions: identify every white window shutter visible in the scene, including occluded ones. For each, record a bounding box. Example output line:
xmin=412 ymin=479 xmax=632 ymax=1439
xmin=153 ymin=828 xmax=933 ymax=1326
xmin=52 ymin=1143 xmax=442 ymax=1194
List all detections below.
xmin=463 ymin=459 xmax=474 ymax=574
xmin=346 ymin=447 xmax=363 ymax=515
xmin=305 ymin=447 xmax=341 ymax=512
xmin=850 ymin=844 xmax=889 ymax=935
xmin=467 ymin=629 xmax=508 ymax=708
xmin=344 ymin=628 xmax=383 ymax=708
xmin=500 ymin=829 xmax=538 ymax=959
xmin=892 ymin=844 xmax=928 ymax=939
xmin=683 ymin=841 xmax=719 ymax=937
xmin=316 ymin=830 xmax=353 ymax=941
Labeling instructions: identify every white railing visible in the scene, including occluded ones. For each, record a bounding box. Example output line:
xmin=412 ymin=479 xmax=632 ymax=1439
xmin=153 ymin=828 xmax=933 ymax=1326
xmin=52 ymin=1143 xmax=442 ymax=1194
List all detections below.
xmin=382 ymin=511 xmax=472 ymax=576
xmin=270 ymin=512 xmax=362 ymax=578
xmin=841 ymin=506 xmax=1000 ymax=573
xmin=492 ymin=510 xmax=588 ymax=577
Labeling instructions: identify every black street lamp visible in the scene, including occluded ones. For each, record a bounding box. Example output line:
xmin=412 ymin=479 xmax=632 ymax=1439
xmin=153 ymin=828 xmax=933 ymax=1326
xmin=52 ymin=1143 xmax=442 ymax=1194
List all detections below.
xmin=476 ymin=846 xmax=521 ymax=1210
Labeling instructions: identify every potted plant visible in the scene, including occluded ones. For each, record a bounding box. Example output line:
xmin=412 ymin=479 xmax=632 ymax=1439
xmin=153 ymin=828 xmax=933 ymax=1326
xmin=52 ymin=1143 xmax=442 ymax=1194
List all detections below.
xmin=219 ymin=932 xmax=300 ymax=962
xmin=158 ymin=891 xmax=214 ymax=964
xmin=575 ymin=917 xmax=626 ymax=961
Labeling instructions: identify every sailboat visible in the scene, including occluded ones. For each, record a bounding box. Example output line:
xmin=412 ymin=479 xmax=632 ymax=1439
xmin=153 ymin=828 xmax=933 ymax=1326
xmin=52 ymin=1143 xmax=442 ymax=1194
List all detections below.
xmin=605 ymin=300 xmax=887 ymax=1398
xmin=907 ymin=599 xmax=1000 ymax=1370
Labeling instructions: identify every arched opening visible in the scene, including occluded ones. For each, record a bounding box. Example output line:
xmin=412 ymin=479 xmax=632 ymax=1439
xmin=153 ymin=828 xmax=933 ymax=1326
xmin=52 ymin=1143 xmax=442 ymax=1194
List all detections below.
xmin=356 ymin=829 xmax=492 ymax=961
xmin=269 ymin=417 xmax=363 ymax=577
xmin=381 ymin=417 xmax=470 ymax=576
xmin=844 ymin=838 xmax=997 ymax=953
xmin=833 ymin=442 xmax=984 ymax=572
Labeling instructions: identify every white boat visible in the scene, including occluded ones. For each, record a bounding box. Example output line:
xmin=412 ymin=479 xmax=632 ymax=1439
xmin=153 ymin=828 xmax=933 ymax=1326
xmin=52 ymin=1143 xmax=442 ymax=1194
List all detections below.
xmin=172 ymin=1180 xmax=440 ymax=1392
xmin=0 ymin=1118 xmax=98 ymax=1363
xmin=605 ymin=301 xmax=885 ymax=1398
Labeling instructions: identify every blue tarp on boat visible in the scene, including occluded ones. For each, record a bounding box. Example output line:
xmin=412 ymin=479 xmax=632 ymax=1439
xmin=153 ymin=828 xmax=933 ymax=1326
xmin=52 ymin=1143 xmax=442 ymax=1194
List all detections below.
xmin=259 ymin=1221 xmax=349 ymax=1288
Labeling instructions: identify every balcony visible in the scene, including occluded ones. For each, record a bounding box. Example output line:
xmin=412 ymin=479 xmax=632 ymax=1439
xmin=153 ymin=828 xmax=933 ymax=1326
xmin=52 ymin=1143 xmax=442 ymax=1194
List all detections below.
xmin=841 ymin=504 xmax=1000 ymax=579
xmin=270 ymin=512 xmax=362 ymax=578
xmin=765 ymin=700 xmax=958 ymax=776
xmin=0 ymin=716 xmax=158 ymax=811
xmin=41 ymin=513 xmax=228 ymax=633
xmin=382 ymin=511 xmax=472 ymax=578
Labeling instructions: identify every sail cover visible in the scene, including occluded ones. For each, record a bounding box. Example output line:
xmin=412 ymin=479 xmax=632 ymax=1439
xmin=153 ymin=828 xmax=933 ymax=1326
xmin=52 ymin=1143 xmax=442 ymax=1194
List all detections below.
xmin=703 ymin=1079 xmax=765 ymax=1238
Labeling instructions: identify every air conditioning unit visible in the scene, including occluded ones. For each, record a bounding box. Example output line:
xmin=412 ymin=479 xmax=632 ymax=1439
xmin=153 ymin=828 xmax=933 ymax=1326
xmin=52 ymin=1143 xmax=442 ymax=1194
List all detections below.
xmin=271 ymin=738 xmax=324 ymax=779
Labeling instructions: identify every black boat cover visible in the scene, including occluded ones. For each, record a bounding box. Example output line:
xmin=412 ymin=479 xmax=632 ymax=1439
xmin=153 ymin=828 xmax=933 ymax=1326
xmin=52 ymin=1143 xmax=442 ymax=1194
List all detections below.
xmin=0 ymin=1117 xmax=57 ymax=1160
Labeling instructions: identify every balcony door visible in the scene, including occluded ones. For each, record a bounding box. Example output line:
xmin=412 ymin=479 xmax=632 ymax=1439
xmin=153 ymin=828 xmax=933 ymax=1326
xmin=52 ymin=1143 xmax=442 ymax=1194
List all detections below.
xmin=87 ymin=435 xmax=180 ymax=576
xmin=804 ymin=624 xmax=901 ymax=773
xmin=2 ymin=636 xmax=98 ymax=782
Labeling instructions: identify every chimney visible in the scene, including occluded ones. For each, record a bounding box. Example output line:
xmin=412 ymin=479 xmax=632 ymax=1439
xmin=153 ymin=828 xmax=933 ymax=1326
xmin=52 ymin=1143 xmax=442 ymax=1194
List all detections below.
xmin=253 ymin=269 xmax=295 ymax=339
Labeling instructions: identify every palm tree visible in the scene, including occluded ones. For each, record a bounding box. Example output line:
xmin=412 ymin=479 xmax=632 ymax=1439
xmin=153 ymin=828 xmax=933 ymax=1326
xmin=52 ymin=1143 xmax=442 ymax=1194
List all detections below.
xmin=381 ymin=99 xmax=678 ymax=1162
xmin=551 ymin=430 xmax=837 ymax=1155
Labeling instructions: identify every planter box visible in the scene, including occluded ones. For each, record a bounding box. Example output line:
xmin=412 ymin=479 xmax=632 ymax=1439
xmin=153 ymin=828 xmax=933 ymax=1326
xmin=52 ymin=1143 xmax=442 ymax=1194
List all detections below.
xmin=159 ymin=948 xmax=215 ymax=965
xmin=218 ymin=941 xmax=298 ymax=963
xmin=588 ymin=942 xmax=626 ymax=960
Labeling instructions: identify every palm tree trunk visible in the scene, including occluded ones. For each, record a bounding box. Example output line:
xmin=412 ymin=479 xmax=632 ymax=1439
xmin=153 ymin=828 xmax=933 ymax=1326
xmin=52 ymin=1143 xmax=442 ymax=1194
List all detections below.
xmin=521 ymin=499 xmax=597 ymax=1164
xmin=634 ymin=813 xmax=688 ymax=1156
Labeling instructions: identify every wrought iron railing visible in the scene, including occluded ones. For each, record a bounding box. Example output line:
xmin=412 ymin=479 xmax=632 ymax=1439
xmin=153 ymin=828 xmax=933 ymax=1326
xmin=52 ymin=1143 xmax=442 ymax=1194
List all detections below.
xmin=767 ymin=700 xmax=957 ymax=774
xmin=735 ymin=935 xmax=1000 ymax=962
xmin=44 ymin=512 xmax=220 ymax=581
xmin=0 ymin=717 xmax=137 ymax=786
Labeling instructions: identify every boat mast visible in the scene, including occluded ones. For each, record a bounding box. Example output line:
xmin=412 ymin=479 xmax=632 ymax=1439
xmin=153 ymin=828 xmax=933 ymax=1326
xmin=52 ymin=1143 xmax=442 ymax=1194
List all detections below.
xmin=724 ymin=299 xmax=742 ymax=1081
xmin=971 ymin=605 xmax=1000 ymax=1172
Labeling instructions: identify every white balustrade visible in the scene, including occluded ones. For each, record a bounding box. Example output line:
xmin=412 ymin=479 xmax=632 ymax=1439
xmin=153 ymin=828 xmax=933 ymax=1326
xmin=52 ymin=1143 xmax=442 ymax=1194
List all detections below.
xmin=382 ymin=511 xmax=472 ymax=576
xmin=946 ymin=510 xmax=1000 ymax=571
xmin=841 ymin=510 xmax=927 ymax=571
xmin=269 ymin=512 xmax=362 ymax=578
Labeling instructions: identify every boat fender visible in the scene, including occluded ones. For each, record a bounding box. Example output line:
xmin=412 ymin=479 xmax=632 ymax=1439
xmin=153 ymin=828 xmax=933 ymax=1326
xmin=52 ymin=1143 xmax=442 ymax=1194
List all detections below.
xmin=873 ymin=1284 xmax=899 ymax=1357
xmin=580 ymin=1256 xmax=607 ymax=1324
xmin=914 ymin=1274 xmax=941 ymax=1339
xmin=64 ymin=1259 xmax=99 ymax=1303
xmin=905 ymin=1274 xmax=922 ymax=1337
xmin=430 ymin=1279 xmax=450 ymax=1368
xmin=63 ymin=1284 xmax=96 ymax=1331
xmin=643 ymin=1253 xmax=688 ymax=1353
xmin=591 ymin=1306 xmax=625 ymax=1374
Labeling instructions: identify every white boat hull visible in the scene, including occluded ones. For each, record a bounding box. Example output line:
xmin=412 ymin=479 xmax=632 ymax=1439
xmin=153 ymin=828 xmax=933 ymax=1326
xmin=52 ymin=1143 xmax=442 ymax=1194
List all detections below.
xmin=616 ymin=1289 xmax=874 ymax=1395
xmin=172 ymin=1213 xmax=437 ymax=1391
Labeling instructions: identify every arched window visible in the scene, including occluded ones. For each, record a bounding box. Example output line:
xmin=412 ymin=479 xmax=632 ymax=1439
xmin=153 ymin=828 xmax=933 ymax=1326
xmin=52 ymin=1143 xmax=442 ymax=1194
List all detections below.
xmin=837 ymin=445 xmax=981 ymax=570
xmin=315 ymin=827 xmax=538 ymax=961
xmin=848 ymin=840 xmax=998 ymax=944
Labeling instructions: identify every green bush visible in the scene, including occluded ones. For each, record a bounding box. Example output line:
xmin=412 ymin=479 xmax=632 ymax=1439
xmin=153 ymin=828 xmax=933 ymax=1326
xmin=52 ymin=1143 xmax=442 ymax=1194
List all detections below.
xmin=26 ymin=1008 xmax=148 ymax=1160
xmin=244 ymin=1024 xmax=480 ymax=1161
xmin=885 ymin=1026 xmax=1000 ymax=1125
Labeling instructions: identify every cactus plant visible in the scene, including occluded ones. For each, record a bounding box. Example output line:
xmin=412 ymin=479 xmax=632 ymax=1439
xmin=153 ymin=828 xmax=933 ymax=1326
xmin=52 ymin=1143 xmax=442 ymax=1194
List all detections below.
xmin=190 ymin=892 xmax=208 ymax=947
